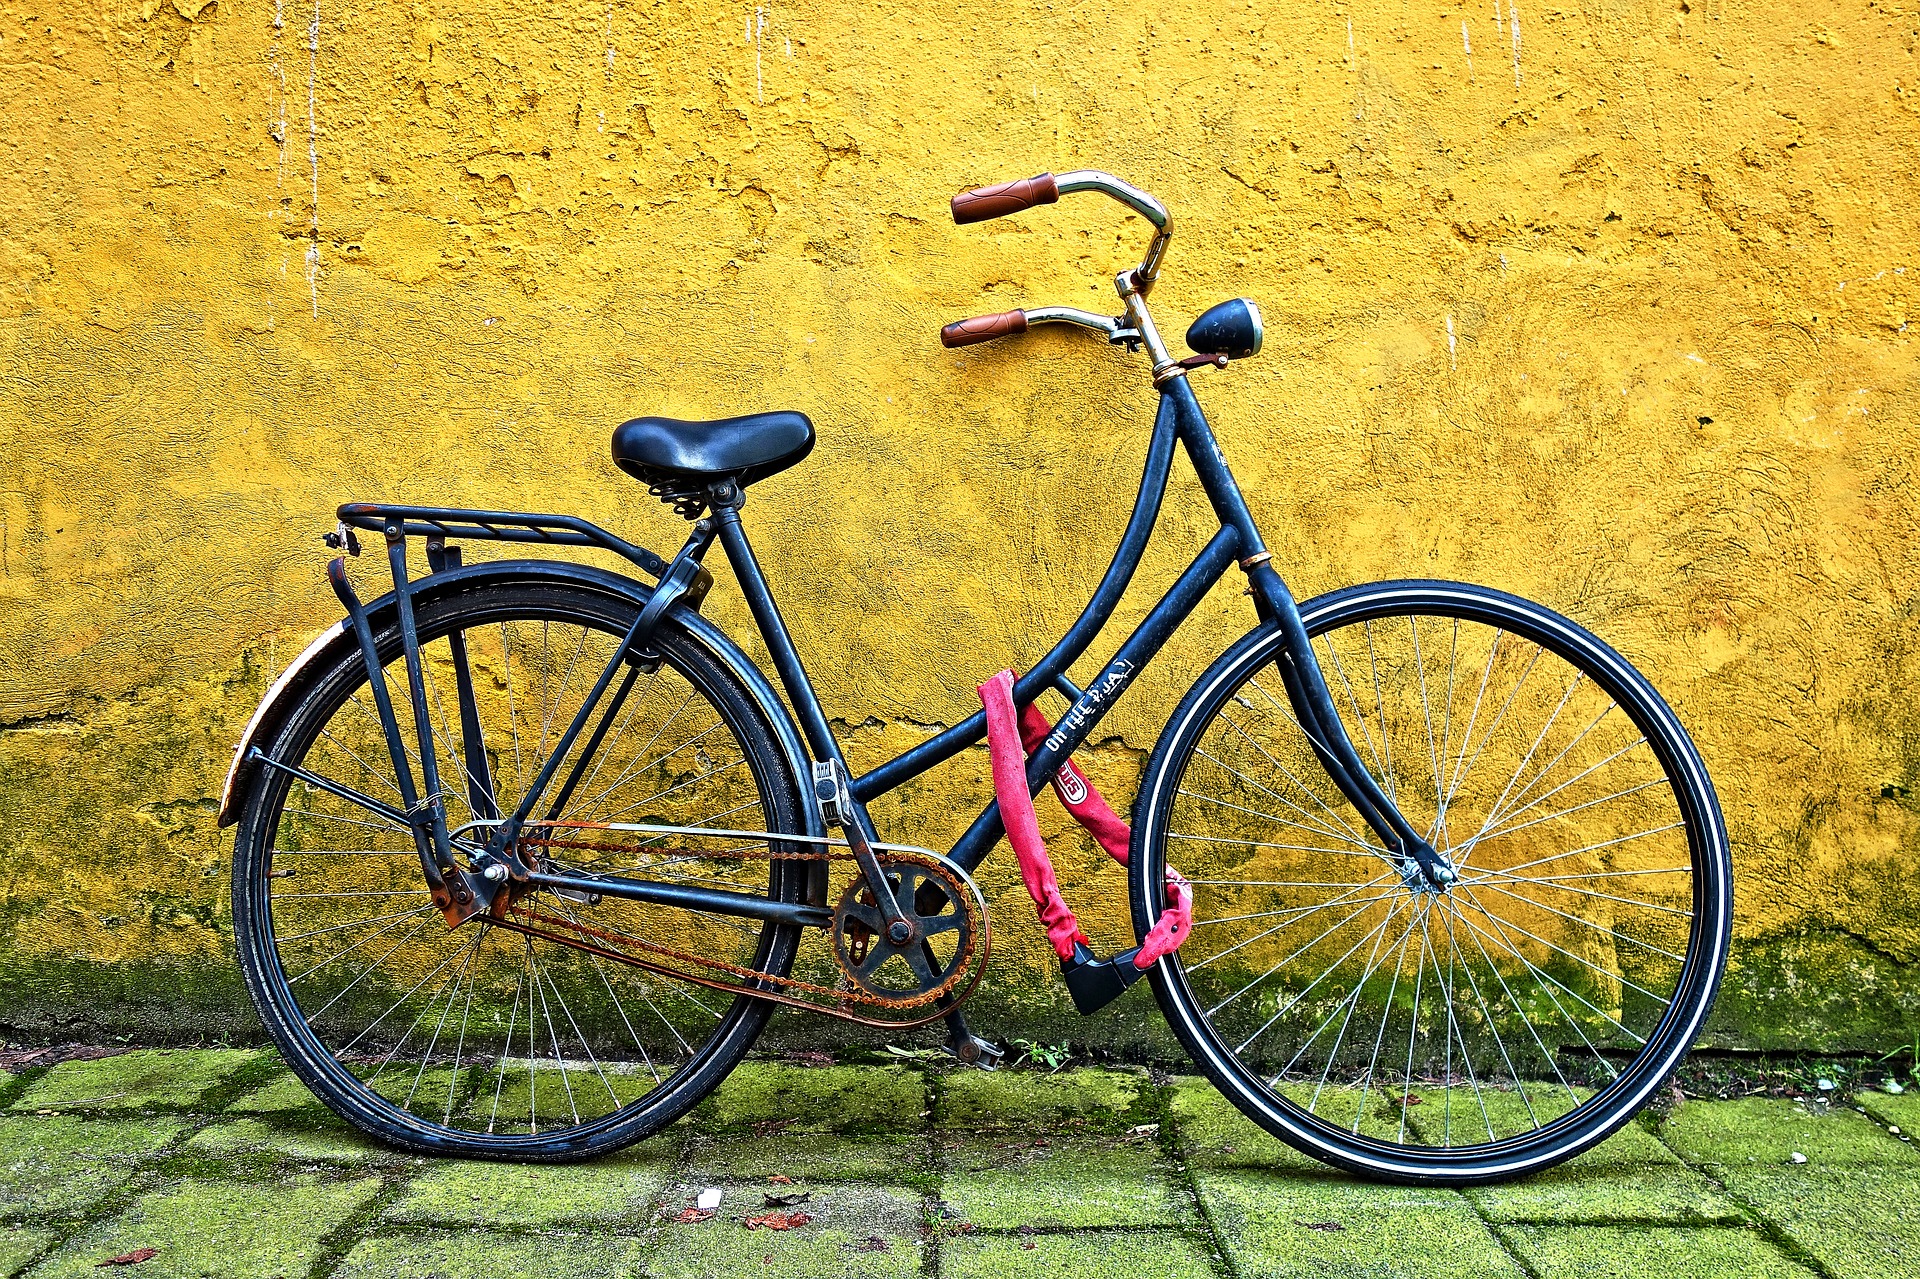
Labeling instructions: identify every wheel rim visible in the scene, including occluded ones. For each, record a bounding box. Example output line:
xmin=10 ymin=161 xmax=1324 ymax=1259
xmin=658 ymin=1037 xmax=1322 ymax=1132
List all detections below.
xmin=243 ymin=589 xmax=799 ymax=1146
xmin=1147 ymin=585 xmax=1728 ymax=1172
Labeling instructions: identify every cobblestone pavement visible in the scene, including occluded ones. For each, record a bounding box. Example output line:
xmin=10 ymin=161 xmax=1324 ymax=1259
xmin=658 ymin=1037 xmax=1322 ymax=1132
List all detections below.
xmin=2 ymin=1048 xmax=1916 ymax=1277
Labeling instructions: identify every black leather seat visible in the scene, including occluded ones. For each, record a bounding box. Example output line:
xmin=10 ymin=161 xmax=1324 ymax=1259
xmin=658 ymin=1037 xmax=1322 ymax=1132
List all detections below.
xmin=611 ymin=411 xmax=815 ymax=490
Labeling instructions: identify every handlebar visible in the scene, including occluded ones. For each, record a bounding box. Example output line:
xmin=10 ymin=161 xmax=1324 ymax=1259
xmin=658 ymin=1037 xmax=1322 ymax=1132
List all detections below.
xmin=951 ymin=174 xmax=1059 ymax=224
xmin=939 ymin=309 xmax=1028 ymax=348
xmin=939 ymin=306 xmax=1123 ymax=349
xmin=941 ymin=169 xmax=1174 ymax=358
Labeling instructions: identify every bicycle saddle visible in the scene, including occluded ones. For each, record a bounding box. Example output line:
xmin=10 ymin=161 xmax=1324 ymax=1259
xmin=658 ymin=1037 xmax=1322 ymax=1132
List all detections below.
xmin=612 ymin=411 xmax=815 ymax=513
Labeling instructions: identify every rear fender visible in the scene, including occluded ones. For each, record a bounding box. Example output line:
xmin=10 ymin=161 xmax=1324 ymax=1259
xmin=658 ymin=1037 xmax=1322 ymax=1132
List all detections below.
xmin=216 ymin=560 xmax=823 ymax=850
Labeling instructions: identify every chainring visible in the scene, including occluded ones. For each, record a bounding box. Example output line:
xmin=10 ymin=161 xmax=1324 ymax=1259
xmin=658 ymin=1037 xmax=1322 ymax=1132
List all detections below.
xmin=832 ymin=851 xmax=984 ymax=999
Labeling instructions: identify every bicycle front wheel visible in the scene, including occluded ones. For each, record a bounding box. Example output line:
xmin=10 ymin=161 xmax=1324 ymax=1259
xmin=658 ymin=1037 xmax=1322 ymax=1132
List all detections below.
xmin=230 ymin=575 xmax=809 ymax=1160
xmin=1133 ymin=580 xmax=1731 ymax=1184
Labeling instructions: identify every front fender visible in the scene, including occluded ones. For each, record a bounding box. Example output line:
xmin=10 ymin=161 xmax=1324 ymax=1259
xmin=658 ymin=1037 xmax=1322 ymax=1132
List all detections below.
xmin=216 ymin=559 xmax=822 ymax=844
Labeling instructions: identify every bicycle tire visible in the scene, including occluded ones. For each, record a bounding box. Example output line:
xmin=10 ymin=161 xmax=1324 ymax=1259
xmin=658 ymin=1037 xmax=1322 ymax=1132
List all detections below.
xmin=1131 ymin=579 xmax=1731 ymax=1184
xmin=231 ymin=575 xmax=808 ymax=1160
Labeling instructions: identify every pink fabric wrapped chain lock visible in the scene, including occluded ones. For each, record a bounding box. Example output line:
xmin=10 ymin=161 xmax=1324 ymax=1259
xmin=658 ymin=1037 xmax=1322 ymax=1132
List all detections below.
xmin=976 ymin=669 xmax=1192 ymax=968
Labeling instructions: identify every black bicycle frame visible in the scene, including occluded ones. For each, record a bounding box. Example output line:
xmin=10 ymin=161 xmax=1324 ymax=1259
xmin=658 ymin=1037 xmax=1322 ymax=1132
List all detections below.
xmin=714 ymin=375 xmax=1434 ymax=882
xmin=326 ymin=373 xmax=1441 ymax=968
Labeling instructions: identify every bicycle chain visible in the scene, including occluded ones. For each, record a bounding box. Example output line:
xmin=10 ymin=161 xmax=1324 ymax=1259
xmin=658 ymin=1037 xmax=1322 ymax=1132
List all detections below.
xmin=496 ymin=838 xmax=988 ymax=1027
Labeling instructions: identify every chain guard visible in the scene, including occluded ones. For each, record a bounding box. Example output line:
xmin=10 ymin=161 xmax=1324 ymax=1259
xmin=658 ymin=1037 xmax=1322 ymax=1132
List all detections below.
xmin=489 ymin=827 xmax=990 ymax=1029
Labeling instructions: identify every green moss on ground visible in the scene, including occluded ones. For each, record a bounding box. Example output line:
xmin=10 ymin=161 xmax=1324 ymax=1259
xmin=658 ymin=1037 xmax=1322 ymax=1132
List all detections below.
xmin=9 ymin=1050 xmax=262 ymax=1114
xmin=1714 ymin=1166 xmax=1920 ymax=1279
xmin=940 ymin=1229 xmax=1219 ymax=1278
xmin=1657 ymin=1098 xmax=1916 ymax=1167
xmin=0 ymin=1227 xmax=55 ymax=1277
xmin=0 ymin=1115 xmax=188 ymax=1218
xmin=684 ymin=1132 xmax=929 ymax=1186
xmin=1502 ymin=1225 xmax=1816 ymax=1278
xmin=457 ymin=1066 xmax=650 ymax=1127
xmin=222 ymin=1072 xmax=328 ymax=1116
xmin=938 ymin=1068 xmax=1148 ymax=1132
xmin=938 ymin=1134 xmax=1184 ymax=1229
xmin=1401 ymin=1089 xmax=1745 ymax=1224
xmin=1856 ymin=1089 xmax=1920 ymax=1138
xmin=1467 ymin=1161 xmax=1745 ymax=1226
xmin=1167 ymin=1077 xmax=1319 ymax=1173
xmin=1193 ymin=1171 xmax=1524 ymax=1279
xmin=183 ymin=1119 xmax=389 ymax=1165
xmin=23 ymin=1176 xmax=381 ymax=1278
xmin=327 ymin=1228 xmax=652 ymax=1279
xmin=644 ymin=1182 xmax=923 ymax=1279
xmin=703 ymin=1062 xmax=924 ymax=1134
xmin=382 ymin=1146 xmax=674 ymax=1230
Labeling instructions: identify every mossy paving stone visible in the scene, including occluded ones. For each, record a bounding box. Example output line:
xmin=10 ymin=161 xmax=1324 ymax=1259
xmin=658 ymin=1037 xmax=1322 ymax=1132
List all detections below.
xmin=1404 ymin=1089 xmax=1742 ymax=1224
xmin=1855 ymin=1090 xmax=1920 ymax=1139
xmin=1502 ymin=1225 xmax=1817 ymax=1278
xmin=227 ymin=1064 xmax=469 ymax=1120
xmin=646 ymin=1182 xmax=922 ymax=1279
xmin=685 ymin=1131 xmax=929 ymax=1186
xmin=0 ymin=1228 xmax=55 ymax=1278
xmin=23 ymin=1175 xmax=380 ymax=1278
xmin=938 ymin=1134 xmax=1182 ymax=1229
xmin=222 ymin=1071 xmax=330 ymax=1117
xmin=703 ymin=1062 xmax=925 ymax=1134
xmin=937 ymin=1068 xmax=1148 ymax=1133
xmin=1168 ymin=1078 xmax=1319 ymax=1173
xmin=939 ymin=1229 xmax=1218 ymax=1278
xmin=1193 ymin=1171 xmax=1523 ymax=1278
xmin=1715 ymin=1165 xmax=1919 ymax=1279
xmin=183 ymin=1118 xmax=391 ymax=1165
xmin=1167 ymin=1077 xmax=1422 ymax=1174
xmin=0 ymin=1116 xmax=190 ymax=1218
xmin=1465 ymin=1159 xmax=1745 ymax=1226
xmin=455 ymin=1065 xmax=655 ymax=1130
xmin=328 ymin=1229 xmax=652 ymax=1279
xmin=9 ymin=1051 xmax=263 ymax=1114
xmin=1657 ymin=1098 xmax=1915 ymax=1168
xmin=384 ymin=1141 xmax=675 ymax=1230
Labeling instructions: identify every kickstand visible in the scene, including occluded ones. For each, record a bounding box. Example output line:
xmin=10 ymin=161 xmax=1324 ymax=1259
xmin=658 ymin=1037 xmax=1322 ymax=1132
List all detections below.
xmin=941 ymin=1007 xmax=1004 ymax=1070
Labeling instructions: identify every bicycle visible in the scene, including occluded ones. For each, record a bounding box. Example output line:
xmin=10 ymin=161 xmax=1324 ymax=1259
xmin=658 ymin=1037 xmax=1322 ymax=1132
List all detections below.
xmin=219 ymin=169 xmax=1732 ymax=1184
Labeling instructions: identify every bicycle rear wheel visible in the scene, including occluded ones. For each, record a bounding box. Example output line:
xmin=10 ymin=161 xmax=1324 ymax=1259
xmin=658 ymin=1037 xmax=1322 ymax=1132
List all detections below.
xmin=1132 ymin=580 xmax=1731 ymax=1184
xmin=230 ymin=575 xmax=808 ymax=1159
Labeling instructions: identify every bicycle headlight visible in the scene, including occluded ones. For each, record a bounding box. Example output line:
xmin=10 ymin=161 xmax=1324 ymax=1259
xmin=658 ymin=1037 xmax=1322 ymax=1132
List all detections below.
xmin=1184 ymin=298 xmax=1264 ymax=360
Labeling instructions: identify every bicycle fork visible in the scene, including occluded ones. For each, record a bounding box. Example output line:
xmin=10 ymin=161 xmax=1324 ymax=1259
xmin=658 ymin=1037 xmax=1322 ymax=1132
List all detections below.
xmin=1245 ymin=561 xmax=1457 ymax=891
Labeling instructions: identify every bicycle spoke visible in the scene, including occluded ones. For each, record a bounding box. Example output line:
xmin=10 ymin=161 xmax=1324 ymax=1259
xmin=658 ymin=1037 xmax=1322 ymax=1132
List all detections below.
xmin=1470 ymin=878 xmax=1687 ymax=962
xmin=1160 ymin=599 xmax=1716 ymax=1165
xmin=1195 ymin=741 xmax=1372 ymax=852
xmin=1363 ymin=619 xmax=1398 ymax=804
xmin=1462 ymin=867 xmax=1693 ymax=917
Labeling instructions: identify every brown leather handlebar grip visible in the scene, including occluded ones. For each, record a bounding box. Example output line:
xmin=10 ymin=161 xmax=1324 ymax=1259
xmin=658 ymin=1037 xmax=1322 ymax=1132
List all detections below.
xmin=940 ymin=309 xmax=1029 ymax=348
xmin=951 ymin=173 xmax=1060 ymax=224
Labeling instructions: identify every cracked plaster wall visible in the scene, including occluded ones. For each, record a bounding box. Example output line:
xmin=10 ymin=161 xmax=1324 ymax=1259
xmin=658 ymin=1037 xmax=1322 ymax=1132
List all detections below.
xmin=1 ymin=0 xmax=1917 ymax=1047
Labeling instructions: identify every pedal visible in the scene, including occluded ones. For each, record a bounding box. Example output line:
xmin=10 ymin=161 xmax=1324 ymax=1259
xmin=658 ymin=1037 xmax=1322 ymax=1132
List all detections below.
xmin=811 ymin=759 xmax=848 ymax=826
xmin=942 ymin=1019 xmax=1005 ymax=1071
xmin=1061 ymin=940 xmax=1146 ymax=1015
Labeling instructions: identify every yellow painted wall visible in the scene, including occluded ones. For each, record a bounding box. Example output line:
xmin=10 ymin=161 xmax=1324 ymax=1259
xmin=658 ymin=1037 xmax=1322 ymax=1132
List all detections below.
xmin=1 ymin=0 xmax=1916 ymax=1045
